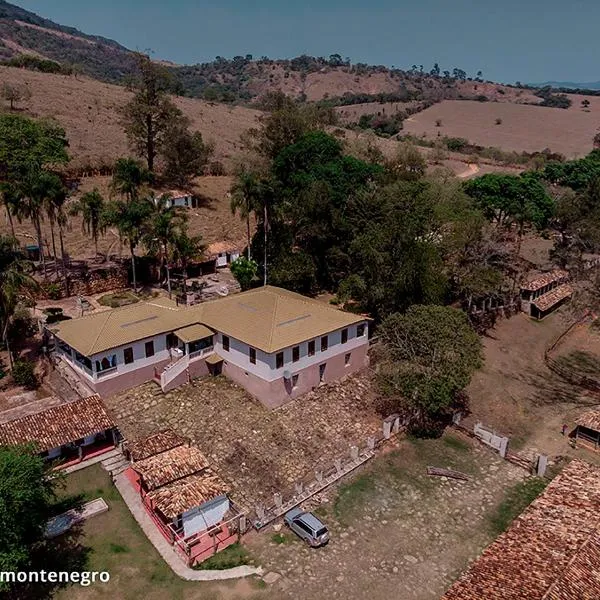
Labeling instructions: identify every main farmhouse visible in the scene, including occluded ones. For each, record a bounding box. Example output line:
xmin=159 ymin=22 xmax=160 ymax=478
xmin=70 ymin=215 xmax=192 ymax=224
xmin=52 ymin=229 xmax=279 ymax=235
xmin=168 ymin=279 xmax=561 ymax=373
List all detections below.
xmin=47 ymin=286 xmax=370 ymax=408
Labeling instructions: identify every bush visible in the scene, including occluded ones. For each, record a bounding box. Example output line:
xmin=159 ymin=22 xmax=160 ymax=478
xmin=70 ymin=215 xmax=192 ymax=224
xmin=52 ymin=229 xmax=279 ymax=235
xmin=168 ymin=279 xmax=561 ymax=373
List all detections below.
xmin=45 ymin=283 xmax=63 ymax=300
xmin=444 ymin=137 xmax=469 ymax=152
xmin=12 ymin=360 xmax=38 ymax=390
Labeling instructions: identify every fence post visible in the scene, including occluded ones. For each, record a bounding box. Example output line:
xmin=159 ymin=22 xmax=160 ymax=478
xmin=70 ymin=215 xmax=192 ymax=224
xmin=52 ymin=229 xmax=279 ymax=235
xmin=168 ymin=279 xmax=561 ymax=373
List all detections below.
xmin=367 ymin=436 xmax=376 ymax=451
xmin=350 ymin=445 xmax=359 ymax=460
xmin=536 ymin=455 xmax=548 ymax=477
xmin=383 ymin=420 xmax=392 ymax=439
xmin=256 ymin=504 xmax=265 ymax=523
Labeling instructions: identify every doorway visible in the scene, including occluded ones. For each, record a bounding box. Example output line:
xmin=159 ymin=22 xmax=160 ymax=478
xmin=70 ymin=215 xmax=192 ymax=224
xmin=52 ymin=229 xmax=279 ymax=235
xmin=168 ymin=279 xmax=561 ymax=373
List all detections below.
xmin=319 ymin=363 xmax=326 ymax=383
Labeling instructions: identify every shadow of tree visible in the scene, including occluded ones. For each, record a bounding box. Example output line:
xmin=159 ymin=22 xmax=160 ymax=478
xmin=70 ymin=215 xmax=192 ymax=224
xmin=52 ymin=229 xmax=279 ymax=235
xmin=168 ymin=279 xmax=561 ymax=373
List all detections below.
xmin=517 ymin=364 xmax=600 ymax=408
xmin=7 ymin=524 xmax=91 ymax=600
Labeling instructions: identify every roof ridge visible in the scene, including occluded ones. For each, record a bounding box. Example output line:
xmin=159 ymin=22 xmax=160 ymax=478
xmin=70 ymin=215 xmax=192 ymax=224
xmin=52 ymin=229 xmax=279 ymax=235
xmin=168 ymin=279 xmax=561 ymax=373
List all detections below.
xmin=86 ymin=310 xmax=114 ymax=356
xmin=266 ymin=290 xmax=279 ymax=351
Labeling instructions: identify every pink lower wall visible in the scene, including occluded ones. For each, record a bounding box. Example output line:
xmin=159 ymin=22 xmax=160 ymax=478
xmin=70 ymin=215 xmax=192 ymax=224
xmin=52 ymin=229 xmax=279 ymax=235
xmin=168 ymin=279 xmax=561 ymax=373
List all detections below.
xmin=86 ymin=343 xmax=369 ymax=409
xmin=93 ymin=358 xmax=171 ymax=397
xmin=222 ymin=343 xmax=369 ymax=409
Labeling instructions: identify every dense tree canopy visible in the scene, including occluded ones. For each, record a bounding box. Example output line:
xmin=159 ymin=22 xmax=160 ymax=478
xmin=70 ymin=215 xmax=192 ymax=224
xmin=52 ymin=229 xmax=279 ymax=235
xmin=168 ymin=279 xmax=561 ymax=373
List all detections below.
xmin=376 ymin=305 xmax=483 ymax=423
xmin=0 ymin=445 xmax=89 ymax=597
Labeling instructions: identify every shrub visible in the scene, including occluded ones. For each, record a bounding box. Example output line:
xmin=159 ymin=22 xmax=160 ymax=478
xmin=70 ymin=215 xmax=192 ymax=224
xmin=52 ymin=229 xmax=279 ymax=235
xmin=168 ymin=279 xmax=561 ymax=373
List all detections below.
xmin=495 ymin=118 xmax=503 ymax=125
xmin=12 ymin=360 xmax=38 ymax=390
xmin=444 ymin=137 xmax=469 ymax=152
xmin=45 ymin=283 xmax=63 ymax=300
xmin=435 ymin=118 xmax=443 ymax=127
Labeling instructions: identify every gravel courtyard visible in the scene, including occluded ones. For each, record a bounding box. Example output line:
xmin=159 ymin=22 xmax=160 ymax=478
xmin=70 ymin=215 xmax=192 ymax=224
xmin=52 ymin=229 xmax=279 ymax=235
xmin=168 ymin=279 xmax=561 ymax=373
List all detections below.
xmin=106 ymin=373 xmax=384 ymax=509
xmin=247 ymin=433 xmax=525 ymax=600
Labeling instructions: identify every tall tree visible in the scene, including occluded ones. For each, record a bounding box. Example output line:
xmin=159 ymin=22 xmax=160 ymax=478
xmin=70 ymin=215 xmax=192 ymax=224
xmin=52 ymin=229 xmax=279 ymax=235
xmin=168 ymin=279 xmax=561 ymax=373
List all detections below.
xmin=0 ymin=445 xmax=86 ymax=597
xmin=69 ymin=189 xmax=106 ymax=259
xmin=0 ymin=236 xmax=38 ymax=369
xmin=171 ymin=230 xmax=204 ymax=292
xmin=102 ymin=197 xmax=152 ymax=292
xmin=377 ymin=305 xmax=482 ymax=428
xmin=120 ymin=53 xmax=185 ymax=173
xmin=161 ymin=124 xmax=214 ymax=187
xmin=143 ymin=194 xmax=187 ymax=297
xmin=230 ymin=169 xmax=263 ymax=260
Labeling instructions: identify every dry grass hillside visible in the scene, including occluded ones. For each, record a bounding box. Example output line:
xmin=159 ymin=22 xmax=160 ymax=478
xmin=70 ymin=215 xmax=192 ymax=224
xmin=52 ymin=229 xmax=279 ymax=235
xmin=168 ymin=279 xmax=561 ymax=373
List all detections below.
xmin=0 ymin=66 xmax=262 ymax=171
xmin=403 ymin=99 xmax=600 ymax=157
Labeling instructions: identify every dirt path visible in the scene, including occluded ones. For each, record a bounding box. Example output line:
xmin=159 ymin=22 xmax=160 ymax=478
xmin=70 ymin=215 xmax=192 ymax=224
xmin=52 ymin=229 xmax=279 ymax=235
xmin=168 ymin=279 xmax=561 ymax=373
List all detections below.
xmin=457 ymin=163 xmax=480 ymax=178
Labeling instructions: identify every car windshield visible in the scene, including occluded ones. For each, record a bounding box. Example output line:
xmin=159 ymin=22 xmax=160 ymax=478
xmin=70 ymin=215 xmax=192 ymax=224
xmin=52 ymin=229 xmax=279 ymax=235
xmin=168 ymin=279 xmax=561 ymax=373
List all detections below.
xmin=315 ymin=527 xmax=328 ymax=537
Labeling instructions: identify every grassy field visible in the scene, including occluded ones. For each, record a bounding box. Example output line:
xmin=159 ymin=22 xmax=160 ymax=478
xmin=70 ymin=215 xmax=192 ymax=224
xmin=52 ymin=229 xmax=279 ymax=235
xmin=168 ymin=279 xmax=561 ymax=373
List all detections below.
xmin=403 ymin=99 xmax=599 ymax=157
xmin=54 ymin=465 xmax=264 ymax=600
xmin=0 ymin=66 xmax=262 ymax=171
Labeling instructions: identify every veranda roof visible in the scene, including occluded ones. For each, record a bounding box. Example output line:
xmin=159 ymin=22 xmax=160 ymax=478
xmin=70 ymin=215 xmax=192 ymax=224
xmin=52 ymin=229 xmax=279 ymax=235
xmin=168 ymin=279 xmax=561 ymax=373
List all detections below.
xmin=0 ymin=396 xmax=114 ymax=453
xmin=174 ymin=323 xmax=214 ymax=343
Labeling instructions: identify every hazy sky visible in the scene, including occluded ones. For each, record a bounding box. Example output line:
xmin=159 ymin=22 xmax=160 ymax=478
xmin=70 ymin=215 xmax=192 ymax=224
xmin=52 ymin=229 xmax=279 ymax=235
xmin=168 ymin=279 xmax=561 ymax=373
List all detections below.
xmin=13 ymin=0 xmax=600 ymax=83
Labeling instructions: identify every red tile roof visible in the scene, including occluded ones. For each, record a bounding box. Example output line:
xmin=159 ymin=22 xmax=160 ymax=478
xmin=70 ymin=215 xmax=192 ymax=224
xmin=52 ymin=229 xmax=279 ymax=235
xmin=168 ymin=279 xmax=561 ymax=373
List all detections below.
xmin=127 ymin=429 xmax=187 ymax=461
xmin=576 ymin=409 xmax=600 ymax=432
xmin=132 ymin=444 xmax=209 ymax=490
xmin=442 ymin=460 xmax=600 ymax=600
xmin=531 ymin=284 xmax=573 ymax=312
xmin=146 ymin=470 xmax=228 ymax=518
xmin=0 ymin=396 xmax=114 ymax=453
xmin=521 ymin=270 xmax=569 ymax=292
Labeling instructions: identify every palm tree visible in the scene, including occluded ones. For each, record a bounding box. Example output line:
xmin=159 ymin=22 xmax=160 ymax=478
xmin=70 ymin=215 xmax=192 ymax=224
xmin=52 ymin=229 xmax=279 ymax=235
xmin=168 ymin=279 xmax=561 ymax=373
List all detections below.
xmin=144 ymin=194 xmax=187 ymax=297
xmin=69 ymin=189 xmax=106 ymax=259
xmin=0 ymin=236 xmax=38 ymax=369
xmin=0 ymin=183 xmax=19 ymax=239
xmin=41 ymin=173 xmax=67 ymax=274
xmin=103 ymin=197 xmax=152 ymax=293
xmin=230 ymin=170 xmax=262 ymax=260
xmin=172 ymin=230 xmax=204 ymax=293
xmin=111 ymin=157 xmax=150 ymax=202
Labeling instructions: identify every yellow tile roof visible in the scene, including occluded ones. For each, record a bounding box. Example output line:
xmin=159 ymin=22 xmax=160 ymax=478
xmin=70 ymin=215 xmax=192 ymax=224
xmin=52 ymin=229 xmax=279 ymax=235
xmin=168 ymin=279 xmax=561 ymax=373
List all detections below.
xmin=174 ymin=323 xmax=214 ymax=344
xmin=51 ymin=286 xmax=367 ymax=356
xmin=197 ymin=286 xmax=366 ymax=353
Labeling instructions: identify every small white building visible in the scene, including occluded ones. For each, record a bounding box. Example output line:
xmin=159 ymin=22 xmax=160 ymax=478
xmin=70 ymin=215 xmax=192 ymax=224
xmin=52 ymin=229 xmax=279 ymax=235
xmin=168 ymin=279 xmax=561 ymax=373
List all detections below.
xmin=164 ymin=190 xmax=195 ymax=209
xmin=206 ymin=241 xmax=242 ymax=268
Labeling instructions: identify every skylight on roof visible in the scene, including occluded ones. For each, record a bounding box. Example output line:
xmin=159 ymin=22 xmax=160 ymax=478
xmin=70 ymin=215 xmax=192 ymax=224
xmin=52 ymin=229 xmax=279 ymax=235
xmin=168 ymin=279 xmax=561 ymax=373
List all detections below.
xmin=237 ymin=302 xmax=260 ymax=312
xmin=276 ymin=314 xmax=311 ymax=327
xmin=121 ymin=316 xmax=159 ymax=328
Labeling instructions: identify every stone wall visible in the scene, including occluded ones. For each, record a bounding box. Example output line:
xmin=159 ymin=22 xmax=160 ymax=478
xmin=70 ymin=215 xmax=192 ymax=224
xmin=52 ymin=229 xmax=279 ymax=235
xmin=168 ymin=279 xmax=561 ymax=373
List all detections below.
xmin=37 ymin=266 xmax=128 ymax=300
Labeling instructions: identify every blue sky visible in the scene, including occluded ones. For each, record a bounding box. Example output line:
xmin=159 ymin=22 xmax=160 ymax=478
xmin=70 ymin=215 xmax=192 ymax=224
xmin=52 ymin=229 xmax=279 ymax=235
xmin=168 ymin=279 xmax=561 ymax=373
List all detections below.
xmin=14 ymin=0 xmax=600 ymax=84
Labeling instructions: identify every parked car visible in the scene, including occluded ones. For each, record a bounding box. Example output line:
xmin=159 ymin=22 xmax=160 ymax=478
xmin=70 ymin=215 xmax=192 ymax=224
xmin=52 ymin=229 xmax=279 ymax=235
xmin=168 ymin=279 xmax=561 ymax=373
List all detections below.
xmin=284 ymin=508 xmax=330 ymax=547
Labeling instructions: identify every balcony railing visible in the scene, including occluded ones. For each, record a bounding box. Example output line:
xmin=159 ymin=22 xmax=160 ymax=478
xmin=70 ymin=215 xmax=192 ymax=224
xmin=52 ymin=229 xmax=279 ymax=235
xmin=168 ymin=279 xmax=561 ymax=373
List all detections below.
xmin=189 ymin=346 xmax=214 ymax=360
xmin=95 ymin=366 xmax=118 ymax=378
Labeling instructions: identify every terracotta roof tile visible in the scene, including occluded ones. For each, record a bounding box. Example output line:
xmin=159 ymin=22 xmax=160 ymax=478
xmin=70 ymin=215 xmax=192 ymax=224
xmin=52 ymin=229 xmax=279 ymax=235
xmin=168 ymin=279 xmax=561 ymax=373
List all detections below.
xmin=133 ymin=444 xmax=209 ymax=490
xmin=522 ymin=270 xmax=569 ymax=292
xmin=146 ymin=470 xmax=228 ymax=518
xmin=442 ymin=460 xmax=600 ymax=600
xmin=531 ymin=284 xmax=573 ymax=312
xmin=576 ymin=409 xmax=600 ymax=432
xmin=0 ymin=396 xmax=114 ymax=453
xmin=127 ymin=429 xmax=187 ymax=461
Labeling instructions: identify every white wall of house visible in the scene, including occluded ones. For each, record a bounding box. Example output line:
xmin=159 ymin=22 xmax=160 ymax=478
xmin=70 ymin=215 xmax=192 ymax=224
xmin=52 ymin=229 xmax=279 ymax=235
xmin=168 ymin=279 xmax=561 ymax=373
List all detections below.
xmin=214 ymin=321 xmax=369 ymax=383
xmin=90 ymin=332 xmax=172 ymax=378
xmin=181 ymin=495 xmax=230 ymax=538
xmin=168 ymin=195 xmax=192 ymax=208
xmin=215 ymin=251 xmax=240 ymax=267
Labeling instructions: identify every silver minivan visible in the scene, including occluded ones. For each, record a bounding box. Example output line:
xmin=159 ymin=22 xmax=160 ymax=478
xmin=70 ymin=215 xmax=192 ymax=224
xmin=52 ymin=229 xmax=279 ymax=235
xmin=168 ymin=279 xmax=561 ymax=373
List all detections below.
xmin=284 ymin=508 xmax=330 ymax=547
